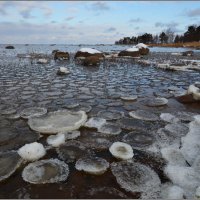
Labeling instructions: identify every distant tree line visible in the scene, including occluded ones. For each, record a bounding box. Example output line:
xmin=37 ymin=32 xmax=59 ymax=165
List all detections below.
xmin=115 ymin=25 xmax=200 ymax=45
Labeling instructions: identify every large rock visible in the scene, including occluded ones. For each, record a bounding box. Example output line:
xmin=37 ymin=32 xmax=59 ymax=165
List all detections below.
xmin=118 ymin=47 xmax=140 ymax=57
xmin=54 ymin=51 xmax=69 ymax=60
xmin=75 ymin=48 xmax=104 ymax=59
xmin=136 ymin=43 xmax=149 ymax=55
xmin=176 ymin=83 xmax=200 ymax=104
xmin=5 ymin=45 xmax=14 ymax=49
xmin=83 ymin=56 xmax=102 ymax=66
xmin=182 ymin=51 xmax=194 ymax=56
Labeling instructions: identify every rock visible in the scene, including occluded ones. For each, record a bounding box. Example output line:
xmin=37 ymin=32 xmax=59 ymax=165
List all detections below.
xmin=54 ymin=51 xmax=69 ymax=60
xmin=75 ymin=156 xmax=109 ymax=175
xmin=57 ymin=67 xmax=70 ymax=75
xmin=118 ymin=47 xmax=140 ymax=58
xmin=136 ymin=43 xmax=150 ymax=55
xmin=109 ymin=142 xmax=134 ymax=160
xmin=22 ymin=159 xmax=69 ymax=184
xmin=5 ymin=45 xmax=14 ymax=49
xmin=83 ymin=56 xmax=102 ymax=66
xmin=52 ymin=49 xmax=59 ymax=54
xmin=28 ymin=110 xmax=87 ymax=134
xmin=75 ymin=48 xmax=104 ymax=59
xmin=182 ymin=51 xmax=194 ymax=56
xmin=17 ymin=142 xmax=46 ymax=161
xmin=176 ymin=84 xmax=200 ymax=103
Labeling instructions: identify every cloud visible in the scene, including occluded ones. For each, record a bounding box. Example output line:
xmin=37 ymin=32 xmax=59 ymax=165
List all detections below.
xmin=104 ymin=27 xmax=116 ymax=32
xmin=155 ymin=22 xmax=179 ymax=28
xmin=0 ymin=1 xmax=53 ymax=18
xmin=66 ymin=16 xmax=75 ymax=21
xmin=186 ymin=8 xmax=200 ymax=17
xmin=90 ymin=2 xmax=110 ymax=11
xmin=129 ymin=18 xmax=143 ymax=23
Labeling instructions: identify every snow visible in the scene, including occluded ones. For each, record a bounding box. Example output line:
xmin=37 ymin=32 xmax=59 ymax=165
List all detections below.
xmin=59 ymin=67 xmax=70 ymax=74
xmin=47 ymin=133 xmax=65 ymax=147
xmin=161 ymin=184 xmax=185 ymax=199
xmin=164 ymin=165 xmax=200 ymax=197
xmin=181 ymin=115 xmax=200 ymax=165
xmin=187 ymin=84 xmax=200 ymax=100
xmin=161 ymin=146 xmax=187 ymax=166
xmin=17 ymin=142 xmax=46 ymax=161
xmin=109 ymin=142 xmax=134 ymax=160
xmin=126 ymin=46 xmax=139 ymax=52
xmin=79 ymin=48 xmax=102 ymax=54
xmin=135 ymin=43 xmax=148 ymax=49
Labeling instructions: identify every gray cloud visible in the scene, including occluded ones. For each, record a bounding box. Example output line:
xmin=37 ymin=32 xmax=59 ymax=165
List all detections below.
xmin=90 ymin=2 xmax=110 ymax=11
xmin=104 ymin=27 xmax=116 ymax=32
xmin=186 ymin=8 xmax=200 ymax=17
xmin=66 ymin=16 xmax=75 ymax=21
xmin=0 ymin=1 xmax=53 ymax=18
xmin=155 ymin=22 xmax=179 ymax=28
xmin=129 ymin=18 xmax=143 ymax=23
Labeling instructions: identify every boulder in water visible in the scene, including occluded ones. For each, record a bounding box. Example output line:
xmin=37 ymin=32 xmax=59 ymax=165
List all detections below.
xmin=118 ymin=47 xmax=140 ymax=58
xmin=75 ymin=48 xmax=104 ymax=59
xmin=57 ymin=67 xmax=70 ymax=75
xmin=54 ymin=51 xmax=69 ymax=60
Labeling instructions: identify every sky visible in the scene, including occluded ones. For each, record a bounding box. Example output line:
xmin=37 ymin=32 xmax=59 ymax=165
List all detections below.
xmin=0 ymin=1 xmax=200 ymax=44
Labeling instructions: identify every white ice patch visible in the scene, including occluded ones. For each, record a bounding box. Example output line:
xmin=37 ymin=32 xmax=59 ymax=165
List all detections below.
xmin=135 ymin=43 xmax=148 ymax=49
xmin=181 ymin=116 xmax=200 ymax=165
xmin=164 ymin=165 xmax=200 ymax=197
xmin=47 ymin=133 xmax=65 ymax=147
xmin=109 ymin=142 xmax=134 ymax=160
xmin=17 ymin=142 xmax=46 ymax=161
xmin=160 ymin=113 xmax=179 ymax=123
xmin=161 ymin=183 xmax=185 ymax=199
xmin=79 ymin=48 xmax=102 ymax=54
xmin=161 ymin=146 xmax=187 ymax=166
xmin=84 ymin=117 xmax=106 ymax=129
xmin=126 ymin=46 xmax=139 ymax=52
xmin=187 ymin=84 xmax=200 ymax=100
xmin=59 ymin=67 xmax=70 ymax=74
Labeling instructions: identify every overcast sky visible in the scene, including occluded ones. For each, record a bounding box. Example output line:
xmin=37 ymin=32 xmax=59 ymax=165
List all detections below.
xmin=0 ymin=1 xmax=200 ymax=44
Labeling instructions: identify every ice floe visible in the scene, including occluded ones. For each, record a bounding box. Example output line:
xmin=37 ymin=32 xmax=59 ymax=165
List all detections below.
xmin=109 ymin=142 xmax=134 ymax=160
xmin=22 ymin=159 xmax=69 ymax=184
xmin=28 ymin=110 xmax=87 ymax=134
xmin=111 ymin=160 xmax=161 ymax=199
xmin=47 ymin=133 xmax=65 ymax=147
xmin=75 ymin=156 xmax=109 ymax=175
xmin=20 ymin=107 xmax=47 ymax=119
xmin=0 ymin=151 xmax=23 ymax=182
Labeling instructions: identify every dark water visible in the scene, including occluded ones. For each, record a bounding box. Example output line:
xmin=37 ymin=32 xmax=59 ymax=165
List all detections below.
xmin=0 ymin=44 xmax=200 ymax=199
